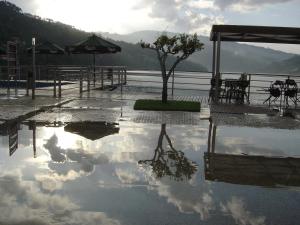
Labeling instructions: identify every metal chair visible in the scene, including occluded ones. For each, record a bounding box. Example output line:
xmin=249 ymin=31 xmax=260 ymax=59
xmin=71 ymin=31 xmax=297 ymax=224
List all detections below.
xmin=284 ymin=79 xmax=298 ymax=108
xmin=263 ymin=80 xmax=284 ymax=107
xmin=208 ymin=78 xmax=225 ymax=102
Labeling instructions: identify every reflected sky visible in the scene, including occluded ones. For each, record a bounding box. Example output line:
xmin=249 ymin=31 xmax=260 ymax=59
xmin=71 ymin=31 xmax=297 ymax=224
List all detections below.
xmin=0 ymin=121 xmax=300 ymax=225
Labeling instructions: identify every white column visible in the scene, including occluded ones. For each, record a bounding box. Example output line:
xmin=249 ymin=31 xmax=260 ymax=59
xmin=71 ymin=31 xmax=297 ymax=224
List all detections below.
xmin=214 ymin=32 xmax=221 ymax=103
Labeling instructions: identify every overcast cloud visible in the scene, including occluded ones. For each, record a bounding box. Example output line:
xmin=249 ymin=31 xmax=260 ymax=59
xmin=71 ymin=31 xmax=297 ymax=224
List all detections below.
xmin=6 ymin=0 xmax=300 ymax=53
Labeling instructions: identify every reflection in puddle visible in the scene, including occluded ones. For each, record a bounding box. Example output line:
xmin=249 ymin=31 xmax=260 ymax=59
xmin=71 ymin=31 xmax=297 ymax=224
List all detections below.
xmin=64 ymin=121 xmax=119 ymax=141
xmin=0 ymin=119 xmax=299 ymax=225
xmin=206 ymin=118 xmax=300 ymax=187
xmin=139 ymin=124 xmax=197 ymax=181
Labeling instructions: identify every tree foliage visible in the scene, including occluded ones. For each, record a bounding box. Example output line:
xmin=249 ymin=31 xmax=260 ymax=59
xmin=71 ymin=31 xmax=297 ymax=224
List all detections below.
xmin=141 ymin=33 xmax=204 ymax=102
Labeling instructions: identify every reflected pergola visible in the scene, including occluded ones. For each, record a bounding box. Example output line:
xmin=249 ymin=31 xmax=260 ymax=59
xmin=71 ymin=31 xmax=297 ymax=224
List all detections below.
xmin=205 ymin=118 xmax=300 ymax=187
xmin=139 ymin=124 xmax=197 ymax=181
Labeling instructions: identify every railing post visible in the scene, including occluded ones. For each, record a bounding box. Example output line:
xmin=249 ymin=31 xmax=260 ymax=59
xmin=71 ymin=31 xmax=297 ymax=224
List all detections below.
xmin=80 ymin=69 xmax=83 ymax=94
xmin=171 ymin=69 xmax=175 ymax=97
xmin=53 ymin=68 xmax=57 ymax=97
xmin=26 ymin=68 xmax=29 ymax=96
xmin=247 ymin=74 xmax=251 ymax=104
xmin=58 ymin=72 xmax=62 ymax=98
xmin=118 ymin=68 xmax=120 ymax=85
xmin=111 ymin=68 xmax=114 ymax=86
xmin=121 ymin=68 xmax=123 ymax=98
xmin=93 ymin=66 xmax=96 ymax=87
xmin=101 ymin=67 xmax=104 ymax=89
xmin=87 ymin=69 xmax=90 ymax=92
xmin=124 ymin=68 xmax=127 ymax=84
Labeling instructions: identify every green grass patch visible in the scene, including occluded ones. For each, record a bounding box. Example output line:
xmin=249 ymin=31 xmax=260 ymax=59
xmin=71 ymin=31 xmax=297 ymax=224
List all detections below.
xmin=134 ymin=99 xmax=200 ymax=112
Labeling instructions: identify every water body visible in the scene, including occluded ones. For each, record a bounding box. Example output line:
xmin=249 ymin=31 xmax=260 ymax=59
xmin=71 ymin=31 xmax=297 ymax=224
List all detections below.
xmin=0 ymin=120 xmax=299 ymax=225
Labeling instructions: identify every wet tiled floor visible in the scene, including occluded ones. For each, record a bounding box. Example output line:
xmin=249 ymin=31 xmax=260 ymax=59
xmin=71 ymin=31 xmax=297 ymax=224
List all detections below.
xmin=0 ymin=118 xmax=300 ymax=225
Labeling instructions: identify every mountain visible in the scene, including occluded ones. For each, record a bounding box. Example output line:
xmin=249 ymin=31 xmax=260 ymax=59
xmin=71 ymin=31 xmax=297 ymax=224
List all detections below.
xmin=100 ymin=30 xmax=297 ymax=73
xmin=0 ymin=1 xmax=207 ymax=71
xmin=266 ymin=55 xmax=300 ymax=74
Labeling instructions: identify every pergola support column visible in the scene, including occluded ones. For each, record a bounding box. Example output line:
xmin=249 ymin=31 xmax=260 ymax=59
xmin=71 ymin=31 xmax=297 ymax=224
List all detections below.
xmin=214 ymin=32 xmax=221 ymax=103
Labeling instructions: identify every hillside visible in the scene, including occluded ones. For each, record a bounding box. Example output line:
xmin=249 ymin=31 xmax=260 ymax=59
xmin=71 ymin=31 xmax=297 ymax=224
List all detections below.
xmin=266 ymin=55 xmax=300 ymax=74
xmin=101 ymin=30 xmax=297 ymax=73
xmin=0 ymin=1 xmax=207 ymax=71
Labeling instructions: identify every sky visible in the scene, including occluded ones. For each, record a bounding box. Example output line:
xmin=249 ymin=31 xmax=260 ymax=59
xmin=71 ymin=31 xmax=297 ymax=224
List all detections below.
xmin=8 ymin=0 xmax=300 ymax=54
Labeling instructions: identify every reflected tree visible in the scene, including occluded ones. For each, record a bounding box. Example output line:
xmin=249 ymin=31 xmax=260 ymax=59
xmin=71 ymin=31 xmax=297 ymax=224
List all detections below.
xmin=139 ymin=124 xmax=197 ymax=181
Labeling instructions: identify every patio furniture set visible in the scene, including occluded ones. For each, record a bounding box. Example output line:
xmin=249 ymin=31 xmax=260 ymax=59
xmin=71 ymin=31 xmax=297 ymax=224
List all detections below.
xmin=209 ymin=74 xmax=250 ymax=104
xmin=209 ymin=74 xmax=299 ymax=109
xmin=263 ymin=78 xmax=299 ymax=109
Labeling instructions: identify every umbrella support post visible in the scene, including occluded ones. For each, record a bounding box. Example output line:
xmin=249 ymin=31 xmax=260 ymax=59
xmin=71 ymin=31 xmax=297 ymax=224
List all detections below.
xmin=53 ymin=70 xmax=57 ymax=97
xmin=58 ymin=73 xmax=62 ymax=98
xmin=101 ymin=68 xmax=104 ymax=90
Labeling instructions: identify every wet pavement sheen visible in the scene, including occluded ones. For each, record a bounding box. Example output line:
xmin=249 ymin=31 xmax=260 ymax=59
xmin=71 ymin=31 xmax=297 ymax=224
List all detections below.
xmin=0 ymin=120 xmax=300 ymax=225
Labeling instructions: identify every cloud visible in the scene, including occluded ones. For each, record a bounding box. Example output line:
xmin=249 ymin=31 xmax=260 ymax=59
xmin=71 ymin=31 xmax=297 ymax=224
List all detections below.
xmin=220 ymin=196 xmax=266 ymax=225
xmin=8 ymin=0 xmax=38 ymax=13
xmin=211 ymin=0 xmax=295 ymax=11
xmin=134 ymin=0 xmax=224 ymax=34
xmin=0 ymin=172 xmax=121 ymax=225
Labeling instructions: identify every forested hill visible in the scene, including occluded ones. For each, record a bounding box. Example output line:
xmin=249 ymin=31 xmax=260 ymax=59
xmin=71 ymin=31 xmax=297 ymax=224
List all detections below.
xmin=101 ymin=30 xmax=298 ymax=74
xmin=0 ymin=1 xmax=207 ymax=71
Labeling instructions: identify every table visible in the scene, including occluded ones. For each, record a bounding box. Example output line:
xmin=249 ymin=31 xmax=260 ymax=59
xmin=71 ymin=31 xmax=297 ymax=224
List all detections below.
xmin=224 ymin=79 xmax=249 ymax=104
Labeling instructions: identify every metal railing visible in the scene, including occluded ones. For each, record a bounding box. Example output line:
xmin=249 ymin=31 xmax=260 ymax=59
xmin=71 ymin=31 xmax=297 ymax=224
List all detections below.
xmin=1 ymin=65 xmax=300 ymax=106
xmin=0 ymin=65 xmax=127 ymax=98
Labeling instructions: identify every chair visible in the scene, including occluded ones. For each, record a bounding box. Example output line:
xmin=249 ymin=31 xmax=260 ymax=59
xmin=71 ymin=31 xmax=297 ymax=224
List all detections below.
xmin=284 ymin=79 xmax=298 ymax=108
xmin=263 ymin=80 xmax=283 ymax=107
xmin=225 ymin=78 xmax=249 ymax=104
xmin=208 ymin=78 xmax=225 ymax=102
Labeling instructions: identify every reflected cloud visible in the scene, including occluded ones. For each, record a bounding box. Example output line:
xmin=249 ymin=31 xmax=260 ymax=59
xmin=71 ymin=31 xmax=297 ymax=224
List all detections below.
xmin=41 ymin=134 xmax=110 ymax=190
xmin=43 ymin=135 xmax=66 ymax=162
xmin=115 ymin=168 xmax=141 ymax=184
xmin=36 ymin=170 xmax=80 ymax=192
xmin=0 ymin=172 xmax=121 ymax=225
xmin=153 ymin=178 xmax=214 ymax=220
xmin=221 ymin=197 xmax=265 ymax=225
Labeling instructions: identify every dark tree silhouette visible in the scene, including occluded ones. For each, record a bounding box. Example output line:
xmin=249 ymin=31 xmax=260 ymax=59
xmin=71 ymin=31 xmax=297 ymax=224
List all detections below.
xmin=141 ymin=34 xmax=204 ymax=103
xmin=139 ymin=124 xmax=197 ymax=181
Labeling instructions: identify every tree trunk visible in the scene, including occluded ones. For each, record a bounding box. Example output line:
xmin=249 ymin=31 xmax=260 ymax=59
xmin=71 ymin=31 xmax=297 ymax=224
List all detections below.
xmin=162 ymin=78 xmax=168 ymax=103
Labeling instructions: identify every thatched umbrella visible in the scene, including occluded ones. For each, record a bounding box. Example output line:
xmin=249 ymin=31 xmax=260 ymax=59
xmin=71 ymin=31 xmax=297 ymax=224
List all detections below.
xmin=27 ymin=40 xmax=65 ymax=79
xmin=27 ymin=40 xmax=65 ymax=55
xmin=65 ymin=34 xmax=121 ymax=84
xmin=64 ymin=121 xmax=119 ymax=141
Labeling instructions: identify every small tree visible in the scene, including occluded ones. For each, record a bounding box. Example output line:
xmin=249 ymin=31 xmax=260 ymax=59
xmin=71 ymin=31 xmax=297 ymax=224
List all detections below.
xmin=141 ymin=34 xmax=204 ymax=103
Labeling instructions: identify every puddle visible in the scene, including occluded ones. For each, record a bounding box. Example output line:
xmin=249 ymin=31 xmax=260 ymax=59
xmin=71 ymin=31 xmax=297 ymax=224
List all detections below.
xmin=0 ymin=120 xmax=299 ymax=225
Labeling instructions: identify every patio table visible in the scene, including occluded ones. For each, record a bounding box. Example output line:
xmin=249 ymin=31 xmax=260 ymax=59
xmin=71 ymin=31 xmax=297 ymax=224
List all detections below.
xmin=224 ymin=79 xmax=249 ymax=104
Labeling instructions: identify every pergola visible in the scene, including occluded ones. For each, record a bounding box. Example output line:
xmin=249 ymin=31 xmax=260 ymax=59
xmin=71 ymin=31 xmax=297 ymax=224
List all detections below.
xmin=210 ymin=24 xmax=300 ymax=102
